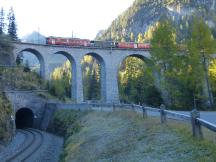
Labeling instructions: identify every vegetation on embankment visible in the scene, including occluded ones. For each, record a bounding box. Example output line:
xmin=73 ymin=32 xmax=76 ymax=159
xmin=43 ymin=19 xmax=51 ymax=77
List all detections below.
xmin=0 ymin=66 xmax=47 ymax=91
xmin=52 ymin=110 xmax=216 ymax=162
xmin=0 ymin=92 xmax=13 ymax=146
xmin=47 ymin=109 xmax=87 ymax=138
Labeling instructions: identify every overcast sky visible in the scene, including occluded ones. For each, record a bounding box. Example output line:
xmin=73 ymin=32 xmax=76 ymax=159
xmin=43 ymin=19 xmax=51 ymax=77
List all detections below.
xmin=0 ymin=0 xmax=134 ymax=39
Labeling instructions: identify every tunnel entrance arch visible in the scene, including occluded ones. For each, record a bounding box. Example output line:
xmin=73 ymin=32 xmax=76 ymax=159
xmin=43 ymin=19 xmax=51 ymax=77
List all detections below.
xmin=15 ymin=108 xmax=34 ymax=129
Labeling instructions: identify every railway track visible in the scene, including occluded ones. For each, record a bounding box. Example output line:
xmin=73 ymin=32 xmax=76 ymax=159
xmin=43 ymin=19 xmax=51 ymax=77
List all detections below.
xmin=3 ymin=128 xmax=44 ymax=162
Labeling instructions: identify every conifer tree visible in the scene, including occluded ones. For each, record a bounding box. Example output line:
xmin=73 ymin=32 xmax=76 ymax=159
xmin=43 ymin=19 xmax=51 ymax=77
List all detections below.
xmin=23 ymin=60 xmax=31 ymax=72
xmin=0 ymin=8 xmax=5 ymax=35
xmin=16 ymin=53 xmax=24 ymax=66
xmin=7 ymin=7 xmax=18 ymax=41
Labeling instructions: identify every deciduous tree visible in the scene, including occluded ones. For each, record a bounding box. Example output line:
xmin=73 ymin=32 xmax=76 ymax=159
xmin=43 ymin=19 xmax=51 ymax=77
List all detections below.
xmin=187 ymin=17 xmax=215 ymax=108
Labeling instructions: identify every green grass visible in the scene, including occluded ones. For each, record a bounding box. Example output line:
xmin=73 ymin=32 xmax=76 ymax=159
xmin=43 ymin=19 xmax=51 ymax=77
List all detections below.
xmin=57 ymin=110 xmax=216 ymax=162
xmin=48 ymin=109 xmax=87 ymax=137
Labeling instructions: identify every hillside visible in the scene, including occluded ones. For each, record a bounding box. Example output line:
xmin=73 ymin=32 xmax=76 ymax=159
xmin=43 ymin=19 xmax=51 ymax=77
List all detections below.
xmin=52 ymin=110 xmax=216 ymax=162
xmin=0 ymin=67 xmax=47 ymax=91
xmin=0 ymin=92 xmax=12 ymax=148
xmin=96 ymin=0 xmax=216 ymax=42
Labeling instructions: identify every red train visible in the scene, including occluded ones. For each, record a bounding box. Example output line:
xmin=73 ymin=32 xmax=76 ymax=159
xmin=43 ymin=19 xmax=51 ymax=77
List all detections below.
xmin=46 ymin=37 xmax=151 ymax=49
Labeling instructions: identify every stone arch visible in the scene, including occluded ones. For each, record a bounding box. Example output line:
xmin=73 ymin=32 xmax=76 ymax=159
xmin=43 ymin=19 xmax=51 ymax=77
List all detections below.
xmin=15 ymin=108 xmax=34 ymax=129
xmin=16 ymin=48 xmax=45 ymax=78
xmin=120 ymin=54 xmax=153 ymax=67
xmin=118 ymin=53 xmax=155 ymax=103
xmin=52 ymin=51 xmax=77 ymax=100
xmin=81 ymin=52 xmax=106 ymax=102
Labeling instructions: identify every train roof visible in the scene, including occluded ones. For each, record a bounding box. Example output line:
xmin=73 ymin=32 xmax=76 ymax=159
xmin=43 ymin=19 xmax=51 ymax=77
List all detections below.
xmin=46 ymin=36 xmax=90 ymax=40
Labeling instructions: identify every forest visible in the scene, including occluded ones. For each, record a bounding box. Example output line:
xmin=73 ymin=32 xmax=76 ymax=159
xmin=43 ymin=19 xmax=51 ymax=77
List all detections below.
xmin=49 ymin=17 xmax=216 ymax=110
xmin=1 ymin=4 xmax=216 ymax=111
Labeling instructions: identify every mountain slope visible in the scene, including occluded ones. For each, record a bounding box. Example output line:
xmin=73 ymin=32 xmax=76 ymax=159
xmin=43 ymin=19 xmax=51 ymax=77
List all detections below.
xmin=96 ymin=0 xmax=216 ymax=42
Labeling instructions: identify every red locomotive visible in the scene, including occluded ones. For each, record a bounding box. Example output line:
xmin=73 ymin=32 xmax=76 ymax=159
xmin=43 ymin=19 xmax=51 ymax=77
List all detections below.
xmin=46 ymin=36 xmax=151 ymax=49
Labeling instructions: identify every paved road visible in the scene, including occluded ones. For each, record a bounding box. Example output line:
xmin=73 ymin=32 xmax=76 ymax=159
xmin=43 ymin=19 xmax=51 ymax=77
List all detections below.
xmin=148 ymin=111 xmax=216 ymax=125
xmin=178 ymin=111 xmax=216 ymax=124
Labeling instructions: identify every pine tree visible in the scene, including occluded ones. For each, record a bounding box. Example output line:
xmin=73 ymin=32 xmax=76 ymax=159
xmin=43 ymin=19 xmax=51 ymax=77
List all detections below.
xmin=0 ymin=34 xmax=13 ymax=54
xmin=88 ymin=69 xmax=99 ymax=100
xmin=7 ymin=7 xmax=18 ymax=41
xmin=0 ymin=8 xmax=5 ymax=35
xmin=23 ymin=60 xmax=31 ymax=72
xmin=16 ymin=53 xmax=24 ymax=65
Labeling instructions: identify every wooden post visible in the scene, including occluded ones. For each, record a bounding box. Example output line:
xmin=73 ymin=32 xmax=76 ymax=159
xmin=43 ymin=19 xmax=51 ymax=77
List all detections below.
xmin=132 ymin=104 xmax=135 ymax=111
xmin=113 ymin=102 xmax=116 ymax=112
xmin=142 ymin=106 xmax=147 ymax=118
xmin=160 ymin=104 xmax=166 ymax=123
xmin=191 ymin=109 xmax=203 ymax=139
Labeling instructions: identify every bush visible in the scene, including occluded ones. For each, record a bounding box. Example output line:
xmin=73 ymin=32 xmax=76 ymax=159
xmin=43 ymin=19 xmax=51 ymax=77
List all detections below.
xmin=48 ymin=109 xmax=86 ymax=137
xmin=0 ymin=92 xmax=13 ymax=143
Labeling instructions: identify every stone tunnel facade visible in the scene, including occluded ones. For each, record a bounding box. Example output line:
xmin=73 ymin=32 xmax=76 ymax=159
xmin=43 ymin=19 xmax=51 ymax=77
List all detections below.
xmin=6 ymin=91 xmax=47 ymax=129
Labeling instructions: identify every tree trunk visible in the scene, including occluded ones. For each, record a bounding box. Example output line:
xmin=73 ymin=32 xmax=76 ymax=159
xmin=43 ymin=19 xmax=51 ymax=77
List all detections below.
xmin=202 ymin=53 xmax=214 ymax=108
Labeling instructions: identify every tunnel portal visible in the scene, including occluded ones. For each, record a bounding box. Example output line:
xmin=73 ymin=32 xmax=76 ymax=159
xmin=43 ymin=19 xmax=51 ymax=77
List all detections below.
xmin=15 ymin=108 xmax=34 ymax=129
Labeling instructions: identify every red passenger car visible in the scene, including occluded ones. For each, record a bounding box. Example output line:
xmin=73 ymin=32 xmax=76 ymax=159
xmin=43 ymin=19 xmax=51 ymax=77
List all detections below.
xmin=117 ymin=42 xmax=150 ymax=49
xmin=46 ymin=36 xmax=151 ymax=49
xmin=117 ymin=42 xmax=137 ymax=48
xmin=46 ymin=37 xmax=90 ymax=47
xmin=137 ymin=43 xmax=151 ymax=49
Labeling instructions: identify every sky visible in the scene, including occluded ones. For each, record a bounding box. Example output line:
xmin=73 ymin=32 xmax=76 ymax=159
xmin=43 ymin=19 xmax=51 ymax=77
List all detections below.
xmin=0 ymin=0 xmax=134 ymax=39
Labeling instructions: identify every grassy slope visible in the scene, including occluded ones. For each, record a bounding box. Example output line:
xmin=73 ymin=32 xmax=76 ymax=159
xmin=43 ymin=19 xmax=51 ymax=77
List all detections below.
xmin=0 ymin=92 xmax=12 ymax=146
xmin=0 ymin=67 xmax=47 ymax=91
xmin=59 ymin=110 xmax=216 ymax=162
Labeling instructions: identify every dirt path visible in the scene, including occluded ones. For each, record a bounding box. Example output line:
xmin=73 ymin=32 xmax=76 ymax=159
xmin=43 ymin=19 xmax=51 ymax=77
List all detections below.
xmin=62 ymin=111 xmax=216 ymax=162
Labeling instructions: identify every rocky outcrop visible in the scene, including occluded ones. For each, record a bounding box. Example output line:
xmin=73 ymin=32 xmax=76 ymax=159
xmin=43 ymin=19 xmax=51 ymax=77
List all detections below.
xmin=96 ymin=0 xmax=216 ymax=41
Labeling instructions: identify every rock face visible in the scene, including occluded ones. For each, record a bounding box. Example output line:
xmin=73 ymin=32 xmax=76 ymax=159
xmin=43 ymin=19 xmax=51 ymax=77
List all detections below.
xmin=96 ymin=0 xmax=216 ymax=41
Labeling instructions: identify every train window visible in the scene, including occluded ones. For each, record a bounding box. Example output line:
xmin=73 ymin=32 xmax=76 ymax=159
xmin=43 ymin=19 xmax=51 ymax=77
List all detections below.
xmin=51 ymin=39 xmax=55 ymax=44
xmin=134 ymin=43 xmax=138 ymax=48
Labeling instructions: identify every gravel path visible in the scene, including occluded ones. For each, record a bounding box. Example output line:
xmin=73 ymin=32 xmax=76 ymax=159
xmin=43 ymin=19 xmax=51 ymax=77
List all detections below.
xmin=0 ymin=129 xmax=63 ymax=162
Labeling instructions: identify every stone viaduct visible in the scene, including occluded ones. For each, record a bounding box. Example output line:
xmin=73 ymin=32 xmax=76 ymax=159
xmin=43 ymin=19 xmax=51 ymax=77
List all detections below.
xmin=13 ymin=42 xmax=152 ymax=104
